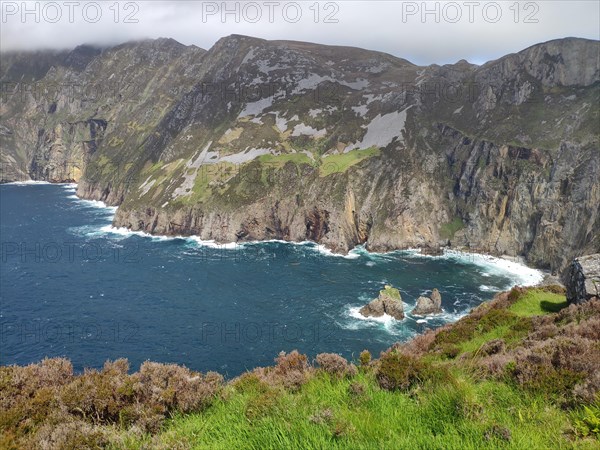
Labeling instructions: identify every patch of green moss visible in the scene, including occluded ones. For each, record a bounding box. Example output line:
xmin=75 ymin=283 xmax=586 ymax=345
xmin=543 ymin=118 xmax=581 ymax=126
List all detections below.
xmin=381 ymin=285 xmax=401 ymax=301
xmin=509 ymin=289 xmax=568 ymax=317
xmin=440 ymin=218 xmax=465 ymax=240
xmin=258 ymin=152 xmax=315 ymax=168
xmin=319 ymin=147 xmax=380 ymax=177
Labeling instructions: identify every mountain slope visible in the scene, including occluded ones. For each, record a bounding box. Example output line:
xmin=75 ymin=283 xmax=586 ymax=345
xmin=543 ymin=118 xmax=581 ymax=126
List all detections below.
xmin=1 ymin=36 xmax=598 ymax=273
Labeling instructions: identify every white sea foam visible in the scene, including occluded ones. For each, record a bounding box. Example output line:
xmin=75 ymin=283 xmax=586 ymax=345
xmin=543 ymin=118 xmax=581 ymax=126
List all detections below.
xmin=348 ymin=306 xmax=397 ymax=325
xmin=187 ymin=236 xmax=240 ymax=249
xmin=71 ymin=198 xmax=117 ymax=213
xmin=382 ymin=248 xmax=543 ymax=287
xmin=99 ymin=225 xmax=179 ymax=241
xmin=345 ymin=306 xmax=409 ymax=336
xmin=3 ymin=180 xmax=52 ymax=185
xmin=479 ymin=285 xmax=500 ymax=292
xmin=441 ymin=250 xmax=543 ymax=287
xmin=312 ymin=243 xmax=361 ymax=259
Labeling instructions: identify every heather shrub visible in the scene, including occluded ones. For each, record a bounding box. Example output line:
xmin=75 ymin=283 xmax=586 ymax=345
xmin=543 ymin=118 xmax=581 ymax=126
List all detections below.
xmin=438 ymin=343 xmax=461 ymax=359
xmin=477 ymin=353 xmax=515 ymax=378
xmin=60 ymin=366 xmax=129 ymax=424
xmin=376 ymin=350 xmax=438 ymax=391
xmin=434 ymin=316 xmax=479 ymax=345
xmin=271 ymin=350 xmax=311 ymax=391
xmin=508 ymin=337 xmax=598 ymax=398
xmin=573 ymin=372 xmax=600 ymax=404
xmin=479 ymin=339 xmax=505 ymax=357
xmin=563 ymin=315 xmax=600 ymax=340
xmin=556 ymin=300 xmax=600 ymax=326
xmin=231 ymin=372 xmax=270 ymax=394
xmin=348 ymin=382 xmax=366 ymax=397
xmin=544 ymin=285 xmax=567 ymax=295
xmin=1 ymin=358 xmax=73 ymax=411
xmin=28 ymin=420 xmax=109 ymax=450
xmin=316 ymin=353 xmax=357 ymax=378
xmin=133 ymin=362 xmax=223 ymax=416
xmin=508 ymin=286 xmax=527 ymax=304
xmin=401 ymin=328 xmax=439 ymax=356
xmin=275 ymin=350 xmax=309 ymax=373
xmin=359 ymin=350 xmax=372 ymax=367
xmin=1 ymin=357 xmax=225 ymax=446
xmin=527 ymin=323 xmax=559 ymax=341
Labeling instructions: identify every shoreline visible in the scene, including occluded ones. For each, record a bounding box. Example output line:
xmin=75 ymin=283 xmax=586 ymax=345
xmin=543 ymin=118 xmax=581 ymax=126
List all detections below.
xmin=3 ymin=181 xmax=547 ymax=287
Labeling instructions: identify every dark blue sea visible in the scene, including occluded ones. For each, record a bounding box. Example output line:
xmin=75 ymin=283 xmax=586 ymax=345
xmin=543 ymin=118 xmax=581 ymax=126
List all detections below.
xmin=0 ymin=183 xmax=542 ymax=376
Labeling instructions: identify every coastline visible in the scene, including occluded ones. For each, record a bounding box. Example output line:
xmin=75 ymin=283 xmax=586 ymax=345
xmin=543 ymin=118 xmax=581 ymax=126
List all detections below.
xmin=2 ymin=180 xmax=547 ymax=288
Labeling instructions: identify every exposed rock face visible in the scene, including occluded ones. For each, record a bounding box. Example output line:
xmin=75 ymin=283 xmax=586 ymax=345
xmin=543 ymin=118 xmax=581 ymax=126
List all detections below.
xmin=564 ymin=254 xmax=600 ymax=304
xmin=412 ymin=289 xmax=443 ymax=316
xmin=1 ymin=36 xmax=599 ymax=273
xmin=359 ymin=286 xmax=404 ymax=320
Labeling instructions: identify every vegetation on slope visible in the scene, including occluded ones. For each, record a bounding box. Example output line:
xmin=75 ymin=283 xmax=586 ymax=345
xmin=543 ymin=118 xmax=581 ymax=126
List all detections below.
xmin=1 ymin=286 xmax=599 ymax=449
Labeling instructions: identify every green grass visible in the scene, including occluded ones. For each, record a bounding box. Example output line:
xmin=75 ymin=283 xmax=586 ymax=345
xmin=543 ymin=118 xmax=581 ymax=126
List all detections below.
xmin=381 ymin=285 xmax=401 ymax=300
xmin=258 ymin=152 xmax=315 ymax=168
xmin=319 ymin=147 xmax=380 ymax=177
xmin=444 ymin=288 xmax=567 ymax=355
xmin=440 ymin=218 xmax=465 ymax=240
xmin=122 ymin=372 xmax=594 ymax=450
xmin=509 ymin=289 xmax=568 ymax=317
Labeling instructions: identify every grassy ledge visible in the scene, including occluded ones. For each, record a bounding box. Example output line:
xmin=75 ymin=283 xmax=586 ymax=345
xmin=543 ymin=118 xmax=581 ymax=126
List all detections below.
xmin=1 ymin=286 xmax=599 ymax=449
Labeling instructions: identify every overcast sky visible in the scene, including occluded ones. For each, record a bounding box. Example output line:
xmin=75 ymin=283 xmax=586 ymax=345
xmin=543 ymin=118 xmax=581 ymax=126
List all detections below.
xmin=1 ymin=1 xmax=598 ymax=65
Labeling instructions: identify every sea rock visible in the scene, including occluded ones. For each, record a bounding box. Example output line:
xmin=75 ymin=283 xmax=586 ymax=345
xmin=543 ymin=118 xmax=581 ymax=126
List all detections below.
xmin=359 ymin=285 xmax=404 ymax=320
xmin=564 ymin=254 xmax=600 ymax=304
xmin=412 ymin=289 xmax=443 ymax=315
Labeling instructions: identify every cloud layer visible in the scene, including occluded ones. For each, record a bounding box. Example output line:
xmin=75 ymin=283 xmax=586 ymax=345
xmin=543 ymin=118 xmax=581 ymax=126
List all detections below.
xmin=1 ymin=1 xmax=598 ymax=65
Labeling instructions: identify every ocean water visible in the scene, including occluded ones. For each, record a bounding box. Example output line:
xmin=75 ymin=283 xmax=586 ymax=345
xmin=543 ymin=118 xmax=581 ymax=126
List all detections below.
xmin=0 ymin=183 xmax=542 ymax=376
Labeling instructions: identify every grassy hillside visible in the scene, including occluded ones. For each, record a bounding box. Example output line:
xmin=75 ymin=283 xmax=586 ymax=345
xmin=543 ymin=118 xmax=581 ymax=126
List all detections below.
xmin=1 ymin=286 xmax=599 ymax=449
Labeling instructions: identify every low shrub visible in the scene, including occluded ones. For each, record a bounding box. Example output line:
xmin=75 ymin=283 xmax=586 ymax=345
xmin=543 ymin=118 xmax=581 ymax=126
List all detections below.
xmin=251 ymin=350 xmax=313 ymax=391
xmin=376 ymin=350 xmax=440 ymax=391
xmin=315 ymin=353 xmax=357 ymax=378
xmin=0 ymin=358 xmax=224 ymax=446
xmin=478 ymin=339 xmax=505 ymax=357
xmin=438 ymin=343 xmax=461 ymax=359
xmin=359 ymin=350 xmax=372 ymax=367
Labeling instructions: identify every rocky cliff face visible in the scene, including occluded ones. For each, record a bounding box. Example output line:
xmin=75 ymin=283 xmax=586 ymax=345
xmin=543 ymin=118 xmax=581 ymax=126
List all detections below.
xmin=1 ymin=36 xmax=598 ymax=273
xmin=565 ymin=254 xmax=600 ymax=304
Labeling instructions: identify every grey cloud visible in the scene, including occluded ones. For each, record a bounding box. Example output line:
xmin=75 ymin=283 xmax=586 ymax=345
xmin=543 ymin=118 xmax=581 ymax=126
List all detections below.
xmin=0 ymin=1 xmax=598 ymax=65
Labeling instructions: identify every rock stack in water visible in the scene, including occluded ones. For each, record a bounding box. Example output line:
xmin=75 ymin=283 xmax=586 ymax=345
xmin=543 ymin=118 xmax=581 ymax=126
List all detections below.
xmin=564 ymin=254 xmax=600 ymax=304
xmin=412 ymin=288 xmax=443 ymax=316
xmin=359 ymin=285 xmax=404 ymax=320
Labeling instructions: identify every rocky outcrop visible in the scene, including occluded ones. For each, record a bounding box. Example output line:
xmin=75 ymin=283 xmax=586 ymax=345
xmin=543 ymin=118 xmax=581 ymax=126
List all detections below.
xmin=359 ymin=286 xmax=404 ymax=320
xmin=412 ymin=289 xmax=443 ymax=316
xmin=564 ymin=254 xmax=600 ymax=304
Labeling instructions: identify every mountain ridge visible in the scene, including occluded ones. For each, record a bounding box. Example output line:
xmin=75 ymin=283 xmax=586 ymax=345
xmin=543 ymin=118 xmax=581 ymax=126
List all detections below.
xmin=1 ymin=35 xmax=598 ymax=273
